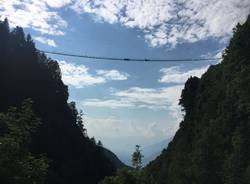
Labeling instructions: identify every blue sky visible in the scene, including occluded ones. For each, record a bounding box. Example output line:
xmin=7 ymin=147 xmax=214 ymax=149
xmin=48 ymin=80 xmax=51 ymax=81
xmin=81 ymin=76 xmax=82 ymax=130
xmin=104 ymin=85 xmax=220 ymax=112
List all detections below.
xmin=1 ymin=0 xmax=249 ymax=160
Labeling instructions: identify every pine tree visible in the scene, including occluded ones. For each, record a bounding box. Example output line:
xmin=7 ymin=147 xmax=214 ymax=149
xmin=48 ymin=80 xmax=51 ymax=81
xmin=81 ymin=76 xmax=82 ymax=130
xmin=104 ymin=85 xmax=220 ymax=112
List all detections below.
xmin=77 ymin=109 xmax=87 ymax=137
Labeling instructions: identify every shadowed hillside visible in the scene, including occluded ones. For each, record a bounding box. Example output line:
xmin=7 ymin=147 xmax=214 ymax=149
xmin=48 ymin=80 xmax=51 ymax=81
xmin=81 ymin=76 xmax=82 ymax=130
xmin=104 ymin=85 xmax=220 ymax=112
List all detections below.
xmin=142 ymin=15 xmax=250 ymax=184
xmin=0 ymin=19 xmax=118 ymax=184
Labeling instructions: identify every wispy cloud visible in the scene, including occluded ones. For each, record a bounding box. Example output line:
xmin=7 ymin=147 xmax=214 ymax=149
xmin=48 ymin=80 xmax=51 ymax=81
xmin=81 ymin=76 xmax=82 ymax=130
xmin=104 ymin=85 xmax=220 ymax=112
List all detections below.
xmin=96 ymin=69 xmax=129 ymax=81
xmin=159 ymin=66 xmax=209 ymax=84
xmin=34 ymin=36 xmax=57 ymax=47
xmin=83 ymin=99 xmax=133 ymax=109
xmin=72 ymin=0 xmax=250 ymax=47
xmin=59 ymin=60 xmax=129 ymax=88
xmin=82 ymin=85 xmax=183 ymax=111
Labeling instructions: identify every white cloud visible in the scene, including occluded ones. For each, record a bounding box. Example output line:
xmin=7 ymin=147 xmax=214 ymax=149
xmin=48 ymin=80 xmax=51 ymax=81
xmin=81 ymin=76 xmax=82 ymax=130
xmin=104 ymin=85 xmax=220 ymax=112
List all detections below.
xmin=115 ymin=86 xmax=182 ymax=110
xmin=201 ymin=48 xmax=225 ymax=63
xmin=86 ymin=117 xmax=142 ymax=140
xmin=82 ymin=99 xmax=133 ymax=109
xmin=82 ymin=85 xmax=183 ymax=111
xmin=96 ymin=69 xmax=129 ymax=80
xmin=59 ymin=61 xmax=105 ymax=87
xmin=2 ymin=0 xmax=248 ymax=47
xmin=58 ymin=61 xmax=129 ymax=88
xmin=34 ymin=36 xmax=57 ymax=47
xmin=45 ymin=0 xmax=72 ymax=8
xmin=159 ymin=66 xmax=209 ymax=84
xmin=72 ymin=0 xmax=122 ymax=24
xmin=72 ymin=0 xmax=250 ymax=47
xmin=85 ymin=116 xmax=172 ymax=140
xmin=0 ymin=0 xmax=68 ymax=35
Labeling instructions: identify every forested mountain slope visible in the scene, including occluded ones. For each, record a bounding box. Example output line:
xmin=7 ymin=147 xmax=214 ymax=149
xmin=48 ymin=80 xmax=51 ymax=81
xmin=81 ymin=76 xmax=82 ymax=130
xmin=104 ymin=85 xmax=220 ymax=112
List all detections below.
xmin=142 ymin=15 xmax=250 ymax=184
xmin=0 ymin=19 xmax=117 ymax=184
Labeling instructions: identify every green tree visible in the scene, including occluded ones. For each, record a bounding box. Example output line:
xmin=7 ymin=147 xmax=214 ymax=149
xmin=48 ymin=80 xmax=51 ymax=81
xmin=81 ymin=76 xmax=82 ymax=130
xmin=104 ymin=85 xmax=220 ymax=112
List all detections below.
xmin=99 ymin=168 xmax=138 ymax=184
xmin=0 ymin=99 xmax=48 ymax=184
xmin=132 ymin=145 xmax=144 ymax=170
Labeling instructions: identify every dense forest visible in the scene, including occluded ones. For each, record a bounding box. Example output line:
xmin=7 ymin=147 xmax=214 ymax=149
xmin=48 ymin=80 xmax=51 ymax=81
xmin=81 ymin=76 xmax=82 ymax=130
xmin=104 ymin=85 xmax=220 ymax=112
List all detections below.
xmin=0 ymin=13 xmax=250 ymax=184
xmin=100 ymin=15 xmax=250 ymax=184
xmin=0 ymin=18 xmax=118 ymax=184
